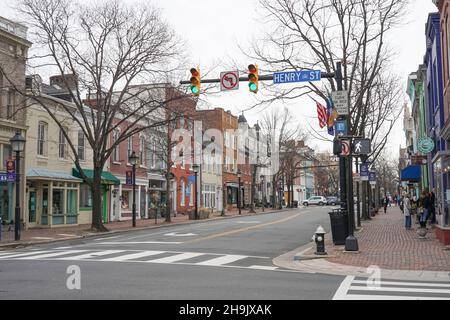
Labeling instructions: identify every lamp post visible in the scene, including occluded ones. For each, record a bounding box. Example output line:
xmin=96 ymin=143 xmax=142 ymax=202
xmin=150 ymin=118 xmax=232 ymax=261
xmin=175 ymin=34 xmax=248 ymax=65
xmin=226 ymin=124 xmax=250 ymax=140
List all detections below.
xmin=128 ymin=151 xmax=138 ymax=227
xmin=192 ymin=164 xmax=199 ymax=220
xmin=260 ymin=175 xmax=265 ymax=212
xmin=237 ymin=169 xmax=241 ymax=215
xmin=10 ymin=132 xmax=26 ymax=241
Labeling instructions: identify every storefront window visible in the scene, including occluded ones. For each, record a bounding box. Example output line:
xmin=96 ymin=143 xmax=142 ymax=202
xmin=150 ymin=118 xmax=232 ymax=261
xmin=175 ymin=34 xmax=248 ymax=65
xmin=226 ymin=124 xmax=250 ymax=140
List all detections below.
xmin=79 ymin=184 xmax=92 ymax=208
xmin=52 ymin=188 xmax=65 ymax=225
xmin=66 ymin=189 xmax=77 ymax=224
xmin=42 ymin=188 xmax=49 ymax=225
xmin=122 ymin=191 xmax=130 ymax=210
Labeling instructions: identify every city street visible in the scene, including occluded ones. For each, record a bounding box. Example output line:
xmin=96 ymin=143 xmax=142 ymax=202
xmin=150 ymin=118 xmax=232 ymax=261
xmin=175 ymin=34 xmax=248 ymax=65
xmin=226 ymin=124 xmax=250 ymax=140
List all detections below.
xmin=0 ymin=207 xmax=345 ymax=300
xmin=1 ymin=206 xmax=449 ymax=300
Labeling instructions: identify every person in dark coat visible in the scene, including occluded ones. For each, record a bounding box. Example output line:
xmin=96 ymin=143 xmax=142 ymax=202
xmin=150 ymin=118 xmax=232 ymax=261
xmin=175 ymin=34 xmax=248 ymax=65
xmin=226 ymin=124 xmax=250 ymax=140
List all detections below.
xmin=420 ymin=190 xmax=431 ymax=228
xmin=429 ymin=189 xmax=436 ymax=224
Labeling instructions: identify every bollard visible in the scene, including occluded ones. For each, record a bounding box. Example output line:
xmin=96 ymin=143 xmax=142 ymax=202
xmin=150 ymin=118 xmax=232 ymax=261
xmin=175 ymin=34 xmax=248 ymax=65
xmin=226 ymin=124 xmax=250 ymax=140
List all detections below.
xmin=314 ymin=225 xmax=327 ymax=255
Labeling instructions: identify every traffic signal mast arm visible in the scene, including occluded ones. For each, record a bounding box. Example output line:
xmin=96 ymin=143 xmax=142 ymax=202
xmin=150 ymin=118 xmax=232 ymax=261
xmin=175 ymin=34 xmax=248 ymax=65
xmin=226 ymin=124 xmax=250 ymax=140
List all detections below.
xmin=179 ymin=72 xmax=335 ymax=85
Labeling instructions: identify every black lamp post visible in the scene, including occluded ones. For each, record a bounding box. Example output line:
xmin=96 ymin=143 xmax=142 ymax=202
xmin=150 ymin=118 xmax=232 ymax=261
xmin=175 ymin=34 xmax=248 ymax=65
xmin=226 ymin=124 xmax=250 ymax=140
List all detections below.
xmin=260 ymin=175 xmax=265 ymax=212
xmin=237 ymin=169 xmax=241 ymax=215
xmin=192 ymin=164 xmax=199 ymax=220
xmin=129 ymin=151 xmax=138 ymax=227
xmin=10 ymin=132 xmax=26 ymax=241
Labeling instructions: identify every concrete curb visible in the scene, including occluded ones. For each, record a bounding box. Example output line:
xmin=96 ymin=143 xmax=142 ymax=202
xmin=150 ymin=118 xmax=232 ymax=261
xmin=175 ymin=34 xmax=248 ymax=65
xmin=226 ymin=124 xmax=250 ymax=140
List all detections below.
xmin=274 ymin=242 xmax=450 ymax=281
xmin=0 ymin=207 xmax=292 ymax=250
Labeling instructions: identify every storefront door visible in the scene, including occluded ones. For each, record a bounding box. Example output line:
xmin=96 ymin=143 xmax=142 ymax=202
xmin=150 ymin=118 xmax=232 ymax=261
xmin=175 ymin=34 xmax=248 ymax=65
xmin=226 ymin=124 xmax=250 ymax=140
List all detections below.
xmin=28 ymin=189 xmax=37 ymax=226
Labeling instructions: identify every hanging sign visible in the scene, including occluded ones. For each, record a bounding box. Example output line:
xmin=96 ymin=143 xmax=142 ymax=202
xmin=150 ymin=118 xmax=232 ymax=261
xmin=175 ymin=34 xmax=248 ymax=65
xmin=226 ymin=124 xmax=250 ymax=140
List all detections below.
xmin=418 ymin=137 xmax=435 ymax=154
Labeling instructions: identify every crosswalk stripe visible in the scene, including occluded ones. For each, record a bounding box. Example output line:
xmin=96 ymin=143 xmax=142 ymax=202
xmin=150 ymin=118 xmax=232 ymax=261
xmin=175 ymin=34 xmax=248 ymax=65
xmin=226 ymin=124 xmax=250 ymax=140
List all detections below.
xmin=101 ymin=251 xmax=165 ymax=262
xmin=247 ymin=265 xmax=278 ymax=270
xmin=352 ymin=280 xmax=450 ymax=288
xmin=0 ymin=250 xmax=50 ymax=259
xmin=343 ymin=294 xmax=450 ymax=300
xmin=196 ymin=255 xmax=247 ymax=266
xmin=146 ymin=252 xmax=204 ymax=263
xmin=16 ymin=250 xmax=88 ymax=260
xmin=57 ymin=250 xmax=126 ymax=260
xmin=349 ymin=285 xmax=450 ymax=294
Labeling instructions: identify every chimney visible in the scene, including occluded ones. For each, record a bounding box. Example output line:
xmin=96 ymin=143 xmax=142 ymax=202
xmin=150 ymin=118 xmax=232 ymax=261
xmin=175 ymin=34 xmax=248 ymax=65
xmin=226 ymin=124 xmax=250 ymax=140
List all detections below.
xmin=49 ymin=74 xmax=78 ymax=92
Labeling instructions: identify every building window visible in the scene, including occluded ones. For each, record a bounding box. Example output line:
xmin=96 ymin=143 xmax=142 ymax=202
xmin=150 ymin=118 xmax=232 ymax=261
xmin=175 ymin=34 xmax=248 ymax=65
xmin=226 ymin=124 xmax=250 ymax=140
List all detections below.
xmin=37 ymin=121 xmax=47 ymax=156
xmin=59 ymin=128 xmax=67 ymax=159
xmin=127 ymin=136 xmax=133 ymax=161
xmin=140 ymin=136 xmax=145 ymax=165
xmin=189 ymin=183 xmax=194 ymax=206
xmin=150 ymin=139 xmax=156 ymax=168
xmin=79 ymin=184 xmax=92 ymax=208
xmin=78 ymin=130 xmax=85 ymax=161
xmin=7 ymin=89 xmax=15 ymax=120
xmin=112 ymin=129 xmax=120 ymax=162
xmin=121 ymin=190 xmax=130 ymax=210
xmin=180 ymin=180 xmax=185 ymax=206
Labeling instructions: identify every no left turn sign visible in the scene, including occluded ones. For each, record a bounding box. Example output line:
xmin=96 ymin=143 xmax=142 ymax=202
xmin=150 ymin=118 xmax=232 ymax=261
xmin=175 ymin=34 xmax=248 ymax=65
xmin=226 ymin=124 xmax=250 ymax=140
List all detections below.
xmin=220 ymin=71 xmax=239 ymax=91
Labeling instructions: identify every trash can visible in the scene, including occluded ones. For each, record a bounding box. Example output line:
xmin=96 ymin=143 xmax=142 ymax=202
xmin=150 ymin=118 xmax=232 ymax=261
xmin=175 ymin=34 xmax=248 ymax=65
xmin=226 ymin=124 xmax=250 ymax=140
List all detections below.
xmin=328 ymin=209 xmax=349 ymax=245
xmin=293 ymin=200 xmax=298 ymax=208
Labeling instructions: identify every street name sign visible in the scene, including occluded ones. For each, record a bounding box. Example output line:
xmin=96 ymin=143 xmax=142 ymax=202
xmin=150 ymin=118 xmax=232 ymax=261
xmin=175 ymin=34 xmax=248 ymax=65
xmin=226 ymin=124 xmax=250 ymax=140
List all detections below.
xmin=273 ymin=70 xmax=321 ymax=84
xmin=0 ymin=173 xmax=15 ymax=182
xmin=220 ymin=71 xmax=239 ymax=91
xmin=331 ymin=90 xmax=349 ymax=115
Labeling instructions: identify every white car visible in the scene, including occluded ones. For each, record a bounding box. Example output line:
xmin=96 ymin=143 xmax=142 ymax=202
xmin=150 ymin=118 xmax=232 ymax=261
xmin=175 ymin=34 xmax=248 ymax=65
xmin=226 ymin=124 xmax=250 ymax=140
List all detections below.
xmin=303 ymin=196 xmax=327 ymax=206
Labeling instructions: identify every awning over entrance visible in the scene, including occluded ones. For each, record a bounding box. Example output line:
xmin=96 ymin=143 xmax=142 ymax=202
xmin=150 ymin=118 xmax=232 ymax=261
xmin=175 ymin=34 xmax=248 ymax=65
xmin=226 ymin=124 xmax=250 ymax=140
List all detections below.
xmin=72 ymin=168 xmax=120 ymax=185
xmin=400 ymin=165 xmax=421 ymax=182
xmin=27 ymin=169 xmax=82 ymax=182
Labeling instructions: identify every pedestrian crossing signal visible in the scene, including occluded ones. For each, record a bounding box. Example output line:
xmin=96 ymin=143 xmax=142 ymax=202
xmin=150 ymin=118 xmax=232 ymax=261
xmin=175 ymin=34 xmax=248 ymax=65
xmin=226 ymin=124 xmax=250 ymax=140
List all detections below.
xmin=248 ymin=64 xmax=258 ymax=93
xmin=190 ymin=68 xmax=200 ymax=96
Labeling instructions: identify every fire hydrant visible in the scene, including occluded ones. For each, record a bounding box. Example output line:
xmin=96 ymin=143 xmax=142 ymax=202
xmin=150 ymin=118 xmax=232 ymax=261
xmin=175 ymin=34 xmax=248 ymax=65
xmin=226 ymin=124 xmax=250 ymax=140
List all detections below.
xmin=313 ymin=225 xmax=327 ymax=255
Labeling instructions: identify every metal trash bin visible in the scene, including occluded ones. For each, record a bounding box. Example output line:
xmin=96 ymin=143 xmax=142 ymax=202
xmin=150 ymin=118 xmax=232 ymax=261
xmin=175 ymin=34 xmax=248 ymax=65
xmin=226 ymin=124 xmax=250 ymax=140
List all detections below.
xmin=328 ymin=209 xmax=349 ymax=245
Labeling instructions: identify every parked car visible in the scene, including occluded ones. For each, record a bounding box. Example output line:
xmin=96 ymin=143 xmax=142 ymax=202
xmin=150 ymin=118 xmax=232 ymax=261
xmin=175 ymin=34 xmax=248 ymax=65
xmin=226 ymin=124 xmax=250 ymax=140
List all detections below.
xmin=302 ymin=196 xmax=327 ymax=206
xmin=326 ymin=196 xmax=338 ymax=205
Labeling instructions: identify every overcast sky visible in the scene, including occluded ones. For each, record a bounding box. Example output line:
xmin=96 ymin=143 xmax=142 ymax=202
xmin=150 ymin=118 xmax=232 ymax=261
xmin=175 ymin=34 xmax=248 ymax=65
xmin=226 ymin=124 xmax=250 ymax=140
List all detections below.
xmin=1 ymin=0 xmax=439 ymax=159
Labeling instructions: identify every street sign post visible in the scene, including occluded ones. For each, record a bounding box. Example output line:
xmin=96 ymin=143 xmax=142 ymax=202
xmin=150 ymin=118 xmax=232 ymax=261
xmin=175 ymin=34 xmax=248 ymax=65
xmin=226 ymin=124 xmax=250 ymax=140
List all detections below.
xmin=273 ymin=70 xmax=321 ymax=84
xmin=331 ymin=90 xmax=349 ymax=115
xmin=220 ymin=71 xmax=239 ymax=91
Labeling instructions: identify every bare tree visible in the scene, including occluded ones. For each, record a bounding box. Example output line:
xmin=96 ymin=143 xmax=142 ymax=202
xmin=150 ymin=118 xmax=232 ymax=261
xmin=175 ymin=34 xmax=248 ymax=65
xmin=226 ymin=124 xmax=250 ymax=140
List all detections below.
xmin=1 ymin=0 xmax=184 ymax=231
xmin=249 ymin=0 xmax=405 ymax=161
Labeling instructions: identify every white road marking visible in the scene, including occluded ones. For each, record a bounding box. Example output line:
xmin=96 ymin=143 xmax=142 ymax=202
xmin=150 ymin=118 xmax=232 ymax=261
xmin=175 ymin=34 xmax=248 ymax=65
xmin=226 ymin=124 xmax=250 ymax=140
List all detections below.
xmin=247 ymin=265 xmax=278 ymax=270
xmin=236 ymin=221 xmax=261 ymax=224
xmin=196 ymin=254 xmax=247 ymax=266
xmin=352 ymin=280 xmax=450 ymax=288
xmin=55 ymin=247 xmax=72 ymax=249
xmin=164 ymin=232 xmax=197 ymax=237
xmin=342 ymin=294 xmax=450 ymax=300
xmin=101 ymin=251 xmax=165 ymax=262
xmin=94 ymin=241 xmax=183 ymax=245
xmin=348 ymin=285 xmax=450 ymax=294
xmin=57 ymin=250 xmax=126 ymax=260
xmin=147 ymin=252 xmax=204 ymax=263
xmin=16 ymin=250 xmax=88 ymax=260
xmin=332 ymin=275 xmax=355 ymax=300
xmin=0 ymin=250 xmax=51 ymax=259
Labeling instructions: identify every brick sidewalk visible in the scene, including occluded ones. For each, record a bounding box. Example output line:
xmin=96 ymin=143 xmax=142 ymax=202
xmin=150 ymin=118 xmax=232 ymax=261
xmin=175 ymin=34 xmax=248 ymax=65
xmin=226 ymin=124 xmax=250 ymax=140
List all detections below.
xmin=324 ymin=206 xmax=450 ymax=271
xmin=0 ymin=207 xmax=282 ymax=247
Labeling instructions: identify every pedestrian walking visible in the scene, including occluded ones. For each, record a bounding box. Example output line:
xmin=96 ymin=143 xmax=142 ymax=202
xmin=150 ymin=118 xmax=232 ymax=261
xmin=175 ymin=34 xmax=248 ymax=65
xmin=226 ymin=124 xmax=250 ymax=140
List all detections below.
xmin=404 ymin=194 xmax=412 ymax=229
xmin=383 ymin=195 xmax=388 ymax=213
xmin=419 ymin=190 xmax=430 ymax=229
xmin=411 ymin=195 xmax=418 ymax=223
xmin=429 ymin=189 xmax=436 ymax=224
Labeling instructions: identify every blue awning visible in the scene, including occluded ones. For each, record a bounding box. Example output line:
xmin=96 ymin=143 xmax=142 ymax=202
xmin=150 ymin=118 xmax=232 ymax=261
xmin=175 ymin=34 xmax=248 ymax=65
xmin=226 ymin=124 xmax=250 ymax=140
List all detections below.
xmin=400 ymin=165 xmax=421 ymax=182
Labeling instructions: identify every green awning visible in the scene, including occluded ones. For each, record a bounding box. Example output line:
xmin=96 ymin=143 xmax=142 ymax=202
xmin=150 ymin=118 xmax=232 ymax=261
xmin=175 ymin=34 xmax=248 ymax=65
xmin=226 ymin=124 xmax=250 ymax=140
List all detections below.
xmin=72 ymin=168 xmax=120 ymax=185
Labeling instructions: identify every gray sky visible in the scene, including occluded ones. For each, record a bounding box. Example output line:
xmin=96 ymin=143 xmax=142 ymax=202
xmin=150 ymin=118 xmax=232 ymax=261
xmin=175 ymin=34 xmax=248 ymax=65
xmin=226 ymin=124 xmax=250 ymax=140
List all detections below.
xmin=1 ymin=0 xmax=438 ymax=159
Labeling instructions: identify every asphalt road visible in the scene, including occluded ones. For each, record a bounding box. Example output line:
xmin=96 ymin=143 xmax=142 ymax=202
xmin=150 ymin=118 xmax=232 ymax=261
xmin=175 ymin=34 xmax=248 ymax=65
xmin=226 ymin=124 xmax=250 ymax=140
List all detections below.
xmin=0 ymin=205 xmax=346 ymax=300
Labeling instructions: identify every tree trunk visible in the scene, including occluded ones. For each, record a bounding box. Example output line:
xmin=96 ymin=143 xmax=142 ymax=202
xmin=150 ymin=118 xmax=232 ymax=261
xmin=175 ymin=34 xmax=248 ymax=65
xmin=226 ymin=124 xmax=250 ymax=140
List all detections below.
xmin=165 ymin=172 xmax=171 ymax=223
xmin=272 ymin=176 xmax=277 ymax=209
xmin=91 ymin=166 xmax=108 ymax=232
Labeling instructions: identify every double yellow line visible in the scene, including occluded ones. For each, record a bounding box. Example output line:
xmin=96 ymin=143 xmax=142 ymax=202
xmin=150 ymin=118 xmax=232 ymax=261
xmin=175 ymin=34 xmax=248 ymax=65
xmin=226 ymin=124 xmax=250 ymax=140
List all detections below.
xmin=186 ymin=212 xmax=301 ymax=243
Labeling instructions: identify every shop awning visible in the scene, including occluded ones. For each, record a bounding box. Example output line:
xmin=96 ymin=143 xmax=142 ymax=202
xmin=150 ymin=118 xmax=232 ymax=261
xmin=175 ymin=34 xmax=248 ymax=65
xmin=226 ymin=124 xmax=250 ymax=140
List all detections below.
xmin=400 ymin=165 xmax=421 ymax=182
xmin=72 ymin=168 xmax=120 ymax=185
xmin=27 ymin=169 xmax=82 ymax=182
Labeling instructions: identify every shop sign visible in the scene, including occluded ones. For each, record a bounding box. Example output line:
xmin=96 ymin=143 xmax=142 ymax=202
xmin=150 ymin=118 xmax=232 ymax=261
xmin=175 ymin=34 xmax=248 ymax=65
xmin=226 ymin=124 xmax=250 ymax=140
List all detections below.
xmin=418 ymin=137 xmax=435 ymax=154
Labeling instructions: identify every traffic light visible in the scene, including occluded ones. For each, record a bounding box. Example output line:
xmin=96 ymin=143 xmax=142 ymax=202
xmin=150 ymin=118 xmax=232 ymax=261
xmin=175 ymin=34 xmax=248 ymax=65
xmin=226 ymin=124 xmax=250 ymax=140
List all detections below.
xmin=333 ymin=139 xmax=342 ymax=155
xmin=190 ymin=68 xmax=200 ymax=96
xmin=248 ymin=64 xmax=258 ymax=93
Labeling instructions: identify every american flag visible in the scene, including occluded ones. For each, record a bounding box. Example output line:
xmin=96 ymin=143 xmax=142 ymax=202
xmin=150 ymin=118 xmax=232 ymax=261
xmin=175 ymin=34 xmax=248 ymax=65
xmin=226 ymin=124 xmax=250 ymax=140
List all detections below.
xmin=316 ymin=101 xmax=328 ymax=128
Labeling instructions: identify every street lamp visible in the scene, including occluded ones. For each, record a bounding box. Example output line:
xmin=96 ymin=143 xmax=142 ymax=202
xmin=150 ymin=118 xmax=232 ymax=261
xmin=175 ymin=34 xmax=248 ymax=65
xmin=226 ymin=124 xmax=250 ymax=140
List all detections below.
xmin=237 ymin=169 xmax=241 ymax=215
xmin=128 ymin=151 xmax=138 ymax=227
xmin=260 ymin=175 xmax=265 ymax=212
xmin=10 ymin=132 xmax=26 ymax=241
xmin=192 ymin=164 xmax=199 ymax=220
